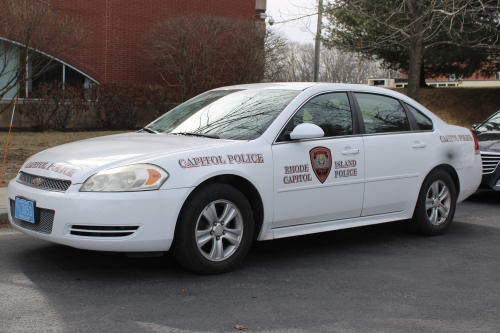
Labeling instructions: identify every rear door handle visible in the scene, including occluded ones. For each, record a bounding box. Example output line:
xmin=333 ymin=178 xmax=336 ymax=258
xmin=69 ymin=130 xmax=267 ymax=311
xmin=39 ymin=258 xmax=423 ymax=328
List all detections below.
xmin=341 ymin=149 xmax=360 ymax=155
xmin=412 ymin=142 xmax=427 ymax=148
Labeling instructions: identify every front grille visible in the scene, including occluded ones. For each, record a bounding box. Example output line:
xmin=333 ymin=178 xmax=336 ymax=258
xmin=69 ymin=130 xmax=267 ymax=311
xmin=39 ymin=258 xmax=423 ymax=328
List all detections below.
xmin=480 ymin=153 xmax=500 ymax=174
xmin=17 ymin=172 xmax=71 ymax=192
xmin=69 ymin=225 xmax=139 ymax=237
xmin=10 ymin=199 xmax=55 ymax=234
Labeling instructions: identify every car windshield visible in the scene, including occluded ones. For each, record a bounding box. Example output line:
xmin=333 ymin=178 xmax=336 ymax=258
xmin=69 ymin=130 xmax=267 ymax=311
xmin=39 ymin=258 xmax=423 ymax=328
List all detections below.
xmin=147 ymin=89 xmax=300 ymax=140
xmin=477 ymin=112 xmax=500 ymax=133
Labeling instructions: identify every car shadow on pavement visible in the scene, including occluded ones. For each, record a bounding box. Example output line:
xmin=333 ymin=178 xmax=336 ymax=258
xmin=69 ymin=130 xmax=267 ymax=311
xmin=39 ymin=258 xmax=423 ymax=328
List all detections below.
xmin=11 ymin=218 xmax=490 ymax=280
xmin=4 ymin=217 xmax=500 ymax=333
xmin=13 ymin=220 xmax=415 ymax=278
xmin=463 ymin=190 xmax=500 ymax=205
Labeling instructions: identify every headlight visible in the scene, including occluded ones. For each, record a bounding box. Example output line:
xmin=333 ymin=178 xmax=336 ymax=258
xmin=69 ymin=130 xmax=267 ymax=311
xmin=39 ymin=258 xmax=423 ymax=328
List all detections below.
xmin=80 ymin=164 xmax=169 ymax=192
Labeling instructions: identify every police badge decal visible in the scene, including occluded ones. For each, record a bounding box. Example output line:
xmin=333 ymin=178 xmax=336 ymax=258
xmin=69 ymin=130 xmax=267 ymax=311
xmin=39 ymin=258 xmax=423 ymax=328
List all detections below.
xmin=309 ymin=147 xmax=332 ymax=183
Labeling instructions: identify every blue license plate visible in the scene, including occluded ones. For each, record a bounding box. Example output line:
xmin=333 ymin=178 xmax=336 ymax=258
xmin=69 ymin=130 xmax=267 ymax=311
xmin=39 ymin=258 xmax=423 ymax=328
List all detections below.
xmin=15 ymin=197 xmax=35 ymax=224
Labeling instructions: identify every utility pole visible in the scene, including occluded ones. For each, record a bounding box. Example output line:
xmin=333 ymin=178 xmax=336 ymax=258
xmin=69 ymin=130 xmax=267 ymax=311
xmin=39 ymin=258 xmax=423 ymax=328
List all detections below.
xmin=313 ymin=0 xmax=323 ymax=82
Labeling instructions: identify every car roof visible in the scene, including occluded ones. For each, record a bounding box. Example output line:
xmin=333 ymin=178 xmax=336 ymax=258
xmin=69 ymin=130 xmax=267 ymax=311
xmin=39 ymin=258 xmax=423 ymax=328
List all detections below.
xmin=213 ymin=82 xmax=405 ymax=96
xmin=213 ymin=82 xmax=318 ymax=91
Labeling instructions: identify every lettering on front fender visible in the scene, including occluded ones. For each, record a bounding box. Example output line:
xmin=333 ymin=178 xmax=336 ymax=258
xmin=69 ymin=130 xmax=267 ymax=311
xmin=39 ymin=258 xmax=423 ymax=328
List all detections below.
xmin=179 ymin=154 xmax=264 ymax=169
xmin=24 ymin=161 xmax=77 ymax=177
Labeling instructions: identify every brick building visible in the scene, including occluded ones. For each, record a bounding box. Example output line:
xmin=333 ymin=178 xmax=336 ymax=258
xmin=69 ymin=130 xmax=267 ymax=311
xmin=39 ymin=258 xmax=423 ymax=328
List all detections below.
xmin=0 ymin=0 xmax=267 ymax=99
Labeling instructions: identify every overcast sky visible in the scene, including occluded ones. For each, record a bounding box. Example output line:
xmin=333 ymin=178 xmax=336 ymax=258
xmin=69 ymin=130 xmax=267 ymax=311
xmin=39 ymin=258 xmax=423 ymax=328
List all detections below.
xmin=266 ymin=0 xmax=319 ymax=44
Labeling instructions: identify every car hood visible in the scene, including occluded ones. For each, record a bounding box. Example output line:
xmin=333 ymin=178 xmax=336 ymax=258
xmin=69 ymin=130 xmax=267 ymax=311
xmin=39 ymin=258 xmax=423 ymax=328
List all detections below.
xmin=20 ymin=133 xmax=238 ymax=183
xmin=475 ymin=132 xmax=500 ymax=153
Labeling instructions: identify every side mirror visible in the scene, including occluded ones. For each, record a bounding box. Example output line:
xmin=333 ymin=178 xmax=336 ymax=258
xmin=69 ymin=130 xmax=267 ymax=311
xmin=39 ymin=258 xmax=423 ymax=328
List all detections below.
xmin=472 ymin=124 xmax=478 ymax=130
xmin=288 ymin=123 xmax=324 ymax=140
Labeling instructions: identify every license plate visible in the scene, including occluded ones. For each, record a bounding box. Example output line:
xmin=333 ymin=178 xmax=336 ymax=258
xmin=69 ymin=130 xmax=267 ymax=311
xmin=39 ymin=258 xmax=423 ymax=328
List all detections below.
xmin=15 ymin=197 xmax=35 ymax=224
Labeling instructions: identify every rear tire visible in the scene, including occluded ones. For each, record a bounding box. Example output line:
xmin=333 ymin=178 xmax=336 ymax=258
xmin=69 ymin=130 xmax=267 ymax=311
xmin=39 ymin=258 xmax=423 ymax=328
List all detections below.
xmin=408 ymin=169 xmax=457 ymax=236
xmin=171 ymin=183 xmax=254 ymax=274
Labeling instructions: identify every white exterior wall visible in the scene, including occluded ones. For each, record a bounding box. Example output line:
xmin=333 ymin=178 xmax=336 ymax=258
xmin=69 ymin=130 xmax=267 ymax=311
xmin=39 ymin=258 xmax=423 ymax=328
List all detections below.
xmin=368 ymin=77 xmax=500 ymax=88
xmin=0 ymin=41 xmax=19 ymax=99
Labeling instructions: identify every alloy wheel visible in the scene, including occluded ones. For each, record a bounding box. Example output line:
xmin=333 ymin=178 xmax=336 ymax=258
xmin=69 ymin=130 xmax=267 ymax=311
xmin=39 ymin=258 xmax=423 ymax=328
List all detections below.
xmin=195 ymin=200 xmax=244 ymax=262
xmin=425 ymin=180 xmax=451 ymax=225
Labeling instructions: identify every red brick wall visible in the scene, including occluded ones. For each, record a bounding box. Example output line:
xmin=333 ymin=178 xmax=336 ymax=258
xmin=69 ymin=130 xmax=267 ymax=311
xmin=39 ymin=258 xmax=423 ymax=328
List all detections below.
xmin=42 ymin=0 xmax=260 ymax=85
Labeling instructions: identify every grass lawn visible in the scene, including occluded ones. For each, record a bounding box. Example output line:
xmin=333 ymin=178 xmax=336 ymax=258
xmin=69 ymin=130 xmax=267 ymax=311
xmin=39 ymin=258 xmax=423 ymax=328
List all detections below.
xmin=392 ymin=87 xmax=500 ymax=129
xmin=0 ymin=131 xmax=129 ymax=186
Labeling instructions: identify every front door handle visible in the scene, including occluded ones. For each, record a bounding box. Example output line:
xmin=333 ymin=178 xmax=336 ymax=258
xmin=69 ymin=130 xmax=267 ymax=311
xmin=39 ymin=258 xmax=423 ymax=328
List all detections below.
xmin=341 ymin=149 xmax=360 ymax=155
xmin=412 ymin=141 xmax=427 ymax=148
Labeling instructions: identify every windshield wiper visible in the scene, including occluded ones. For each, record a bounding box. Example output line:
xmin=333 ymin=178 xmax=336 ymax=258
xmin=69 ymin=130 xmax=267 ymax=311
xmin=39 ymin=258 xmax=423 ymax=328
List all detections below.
xmin=140 ymin=127 xmax=160 ymax=134
xmin=174 ymin=132 xmax=220 ymax=139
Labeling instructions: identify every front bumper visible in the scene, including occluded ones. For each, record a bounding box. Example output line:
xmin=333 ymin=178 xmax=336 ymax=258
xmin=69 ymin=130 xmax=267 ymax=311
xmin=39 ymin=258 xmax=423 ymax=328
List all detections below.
xmin=7 ymin=179 xmax=192 ymax=252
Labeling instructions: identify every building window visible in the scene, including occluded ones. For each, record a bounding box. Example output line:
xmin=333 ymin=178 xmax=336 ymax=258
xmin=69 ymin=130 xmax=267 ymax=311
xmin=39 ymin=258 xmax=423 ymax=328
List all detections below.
xmin=65 ymin=66 xmax=86 ymax=87
xmin=29 ymin=58 xmax=64 ymax=91
xmin=496 ymin=72 xmax=500 ymax=80
xmin=29 ymin=55 xmax=95 ymax=93
xmin=0 ymin=40 xmax=97 ymax=99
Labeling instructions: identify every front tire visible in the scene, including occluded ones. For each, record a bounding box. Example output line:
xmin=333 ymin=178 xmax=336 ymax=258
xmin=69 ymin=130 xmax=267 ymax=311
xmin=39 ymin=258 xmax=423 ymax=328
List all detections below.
xmin=171 ymin=183 xmax=254 ymax=274
xmin=408 ymin=169 xmax=457 ymax=236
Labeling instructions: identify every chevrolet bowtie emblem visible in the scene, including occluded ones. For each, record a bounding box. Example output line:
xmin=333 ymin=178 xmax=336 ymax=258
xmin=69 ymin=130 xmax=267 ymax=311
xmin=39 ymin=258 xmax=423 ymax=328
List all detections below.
xmin=32 ymin=178 xmax=42 ymax=186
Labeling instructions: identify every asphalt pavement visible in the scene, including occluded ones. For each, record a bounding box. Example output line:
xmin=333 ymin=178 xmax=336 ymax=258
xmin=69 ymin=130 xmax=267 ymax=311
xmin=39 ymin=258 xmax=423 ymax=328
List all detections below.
xmin=1 ymin=191 xmax=499 ymax=332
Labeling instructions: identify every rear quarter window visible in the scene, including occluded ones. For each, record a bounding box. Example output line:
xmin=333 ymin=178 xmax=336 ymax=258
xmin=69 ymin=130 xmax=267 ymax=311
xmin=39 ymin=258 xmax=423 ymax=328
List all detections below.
xmin=406 ymin=104 xmax=434 ymax=131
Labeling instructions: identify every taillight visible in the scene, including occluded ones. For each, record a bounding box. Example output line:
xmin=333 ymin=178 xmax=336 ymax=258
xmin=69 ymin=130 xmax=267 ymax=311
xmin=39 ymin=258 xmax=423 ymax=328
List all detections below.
xmin=470 ymin=130 xmax=480 ymax=154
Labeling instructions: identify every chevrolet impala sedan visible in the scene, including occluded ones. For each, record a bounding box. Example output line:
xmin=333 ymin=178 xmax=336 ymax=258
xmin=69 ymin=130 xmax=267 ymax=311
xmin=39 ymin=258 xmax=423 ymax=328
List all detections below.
xmin=8 ymin=83 xmax=482 ymax=274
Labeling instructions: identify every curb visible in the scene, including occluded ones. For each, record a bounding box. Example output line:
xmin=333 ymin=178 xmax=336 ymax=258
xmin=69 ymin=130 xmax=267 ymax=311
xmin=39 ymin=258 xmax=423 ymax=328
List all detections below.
xmin=0 ymin=213 xmax=11 ymax=229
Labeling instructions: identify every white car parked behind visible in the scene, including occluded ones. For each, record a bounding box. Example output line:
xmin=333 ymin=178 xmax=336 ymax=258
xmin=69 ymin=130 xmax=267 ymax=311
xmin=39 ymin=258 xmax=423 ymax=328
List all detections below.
xmin=8 ymin=83 xmax=482 ymax=274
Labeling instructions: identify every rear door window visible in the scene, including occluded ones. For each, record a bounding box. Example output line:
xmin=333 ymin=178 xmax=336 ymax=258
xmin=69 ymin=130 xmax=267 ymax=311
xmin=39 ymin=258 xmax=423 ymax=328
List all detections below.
xmin=354 ymin=93 xmax=410 ymax=134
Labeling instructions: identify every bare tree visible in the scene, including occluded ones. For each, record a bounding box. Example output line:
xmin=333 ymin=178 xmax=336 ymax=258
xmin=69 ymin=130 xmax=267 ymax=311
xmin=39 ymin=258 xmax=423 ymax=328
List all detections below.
xmin=320 ymin=48 xmax=397 ymax=83
xmin=262 ymin=29 xmax=290 ymax=82
xmin=287 ymin=43 xmax=316 ymax=82
xmin=145 ymin=15 xmax=287 ymax=103
xmin=0 ymin=0 xmax=88 ymax=112
xmin=226 ymin=25 xmax=289 ymax=84
xmin=145 ymin=15 xmax=232 ymax=102
xmin=268 ymin=42 xmax=394 ymax=83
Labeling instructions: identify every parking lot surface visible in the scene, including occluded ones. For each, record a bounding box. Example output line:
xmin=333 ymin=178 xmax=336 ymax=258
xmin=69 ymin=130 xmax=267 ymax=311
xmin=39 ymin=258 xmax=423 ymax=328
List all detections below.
xmin=1 ymin=191 xmax=499 ymax=333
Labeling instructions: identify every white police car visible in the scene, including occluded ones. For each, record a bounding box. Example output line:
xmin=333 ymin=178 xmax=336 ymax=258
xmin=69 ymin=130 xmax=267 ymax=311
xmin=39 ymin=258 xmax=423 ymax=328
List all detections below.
xmin=8 ymin=83 xmax=482 ymax=274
